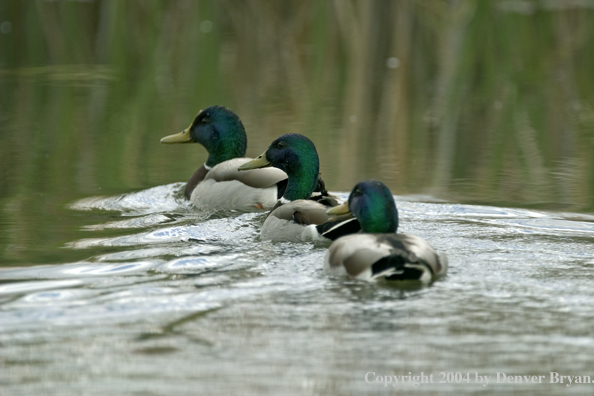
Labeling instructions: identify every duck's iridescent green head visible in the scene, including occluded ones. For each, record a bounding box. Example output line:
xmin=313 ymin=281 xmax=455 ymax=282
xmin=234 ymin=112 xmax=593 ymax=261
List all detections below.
xmin=161 ymin=105 xmax=247 ymax=167
xmin=348 ymin=180 xmax=399 ymax=233
xmin=238 ymin=133 xmax=320 ymax=201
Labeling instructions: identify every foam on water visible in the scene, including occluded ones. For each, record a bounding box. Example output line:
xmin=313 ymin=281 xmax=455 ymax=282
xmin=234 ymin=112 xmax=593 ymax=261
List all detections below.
xmin=68 ymin=182 xmax=189 ymax=215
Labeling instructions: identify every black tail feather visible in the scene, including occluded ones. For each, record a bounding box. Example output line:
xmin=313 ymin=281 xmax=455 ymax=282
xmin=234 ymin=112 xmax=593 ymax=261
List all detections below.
xmin=371 ymin=254 xmax=428 ymax=281
xmin=317 ymin=218 xmax=361 ymax=241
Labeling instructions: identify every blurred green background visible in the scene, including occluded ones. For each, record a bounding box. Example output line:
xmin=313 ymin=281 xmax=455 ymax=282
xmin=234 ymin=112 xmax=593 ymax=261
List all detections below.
xmin=1 ymin=0 xmax=594 ymax=265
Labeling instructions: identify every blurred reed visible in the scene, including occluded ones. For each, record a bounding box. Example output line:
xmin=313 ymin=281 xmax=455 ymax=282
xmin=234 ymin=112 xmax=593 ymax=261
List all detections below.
xmin=1 ymin=0 xmax=594 ymax=264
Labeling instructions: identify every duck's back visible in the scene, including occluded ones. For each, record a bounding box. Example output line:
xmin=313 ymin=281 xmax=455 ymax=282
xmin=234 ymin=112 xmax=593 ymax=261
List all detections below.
xmin=261 ymin=200 xmax=330 ymax=242
xmin=190 ymin=158 xmax=287 ymax=211
xmin=324 ymin=233 xmax=448 ymax=282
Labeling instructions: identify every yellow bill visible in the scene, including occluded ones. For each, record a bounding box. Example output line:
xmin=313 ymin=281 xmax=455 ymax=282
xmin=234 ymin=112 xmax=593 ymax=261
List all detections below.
xmin=237 ymin=152 xmax=270 ymax=170
xmin=327 ymin=201 xmax=350 ymax=216
xmin=160 ymin=127 xmax=192 ymax=144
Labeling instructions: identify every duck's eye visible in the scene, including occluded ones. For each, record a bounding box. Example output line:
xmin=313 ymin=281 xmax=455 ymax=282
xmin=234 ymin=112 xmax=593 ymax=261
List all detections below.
xmin=353 ymin=188 xmax=362 ymax=196
xmin=275 ymin=141 xmax=286 ymax=149
xmin=200 ymin=116 xmax=211 ymax=124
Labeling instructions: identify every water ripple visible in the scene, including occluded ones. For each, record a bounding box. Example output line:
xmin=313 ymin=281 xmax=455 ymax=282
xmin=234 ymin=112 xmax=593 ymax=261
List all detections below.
xmin=0 ymin=260 xmax=161 ymax=280
xmin=4 ymin=186 xmax=594 ymax=395
xmin=68 ymin=183 xmax=188 ymax=215
xmin=82 ymin=214 xmax=176 ymax=231
xmin=0 ymin=279 xmax=85 ymax=296
xmin=94 ymin=245 xmax=222 ymax=261
xmin=65 ymin=213 xmax=262 ymax=249
xmin=156 ymin=255 xmax=243 ymax=274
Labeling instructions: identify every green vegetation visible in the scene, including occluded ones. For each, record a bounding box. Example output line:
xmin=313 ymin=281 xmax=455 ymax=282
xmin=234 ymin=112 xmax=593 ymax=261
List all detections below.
xmin=1 ymin=0 xmax=594 ymax=264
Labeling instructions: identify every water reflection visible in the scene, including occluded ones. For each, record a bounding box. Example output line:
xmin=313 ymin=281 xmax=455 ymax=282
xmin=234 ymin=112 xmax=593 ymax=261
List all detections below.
xmin=2 ymin=0 xmax=594 ymax=266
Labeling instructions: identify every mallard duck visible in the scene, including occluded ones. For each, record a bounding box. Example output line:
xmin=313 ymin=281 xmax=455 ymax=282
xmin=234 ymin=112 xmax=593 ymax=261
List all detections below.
xmin=238 ymin=133 xmax=359 ymax=242
xmin=161 ymin=106 xmax=293 ymax=211
xmin=323 ymin=180 xmax=448 ymax=283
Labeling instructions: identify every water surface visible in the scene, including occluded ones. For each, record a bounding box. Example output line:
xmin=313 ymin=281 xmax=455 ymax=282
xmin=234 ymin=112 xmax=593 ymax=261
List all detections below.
xmin=2 ymin=185 xmax=594 ymax=395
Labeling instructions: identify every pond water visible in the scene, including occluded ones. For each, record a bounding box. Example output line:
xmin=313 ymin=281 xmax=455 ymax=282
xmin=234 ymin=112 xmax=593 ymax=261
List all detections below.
xmin=2 ymin=184 xmax=594 ymax=395
xmin=2 ymin=1 xmax=594 ymax=395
